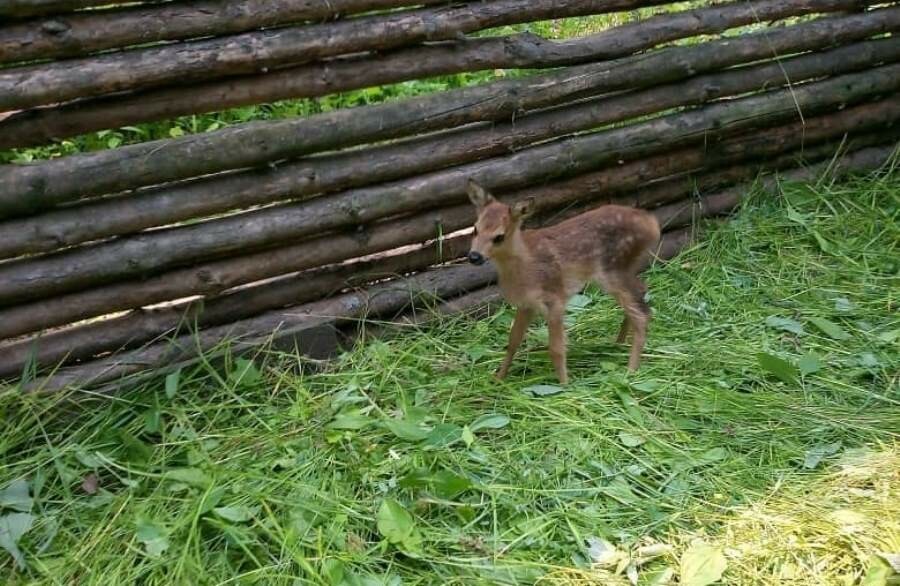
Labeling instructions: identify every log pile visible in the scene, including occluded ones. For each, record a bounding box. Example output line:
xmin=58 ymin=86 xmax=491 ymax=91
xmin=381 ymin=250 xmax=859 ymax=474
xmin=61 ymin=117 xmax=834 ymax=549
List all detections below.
xmin=1 ymin=0 xmax=898 ymax=393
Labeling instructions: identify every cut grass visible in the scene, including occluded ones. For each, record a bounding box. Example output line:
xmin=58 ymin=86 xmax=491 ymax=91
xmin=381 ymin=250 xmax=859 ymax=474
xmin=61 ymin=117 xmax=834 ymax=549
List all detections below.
xmin=1 ymin=166 xmax=898 ymax=585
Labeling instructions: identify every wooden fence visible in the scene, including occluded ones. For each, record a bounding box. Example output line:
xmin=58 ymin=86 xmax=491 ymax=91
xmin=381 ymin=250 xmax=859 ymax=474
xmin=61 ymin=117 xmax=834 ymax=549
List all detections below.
xmin=0 ymin=0 xmax=898 ymax=393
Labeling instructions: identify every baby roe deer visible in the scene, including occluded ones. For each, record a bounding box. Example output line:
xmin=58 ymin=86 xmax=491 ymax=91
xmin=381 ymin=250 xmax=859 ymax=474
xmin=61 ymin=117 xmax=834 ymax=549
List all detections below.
xmin=466 ymin=179 xmax=660 ymax=384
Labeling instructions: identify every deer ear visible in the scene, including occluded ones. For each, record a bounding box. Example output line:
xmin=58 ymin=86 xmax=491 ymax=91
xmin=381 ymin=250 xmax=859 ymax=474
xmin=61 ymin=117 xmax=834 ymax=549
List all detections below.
xmin=512 ymin=197 xmax=535 ymax=221
xmin=466 ymin=179 xmax=494 ymax=209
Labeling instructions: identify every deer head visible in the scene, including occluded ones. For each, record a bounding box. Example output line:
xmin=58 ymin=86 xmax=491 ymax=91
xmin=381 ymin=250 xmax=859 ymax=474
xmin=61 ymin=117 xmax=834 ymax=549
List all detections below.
xmin=466 ymin=179 xmax=534 ymax=265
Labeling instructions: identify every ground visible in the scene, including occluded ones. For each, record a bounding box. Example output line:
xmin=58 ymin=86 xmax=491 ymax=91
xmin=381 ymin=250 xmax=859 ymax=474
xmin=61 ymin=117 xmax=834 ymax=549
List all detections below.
xmin=1 ymin=168 xmax=898 ymax=585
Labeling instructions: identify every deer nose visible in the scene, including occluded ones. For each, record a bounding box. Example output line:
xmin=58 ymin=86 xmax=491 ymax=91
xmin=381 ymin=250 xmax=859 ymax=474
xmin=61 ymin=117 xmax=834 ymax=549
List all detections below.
xmin=467 ymin=251 xmax=485 ymax=265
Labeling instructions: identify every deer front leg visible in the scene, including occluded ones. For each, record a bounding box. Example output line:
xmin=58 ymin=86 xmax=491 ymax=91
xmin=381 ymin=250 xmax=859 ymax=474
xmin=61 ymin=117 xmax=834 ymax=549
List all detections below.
xmin=547 ymin=304 xmax=569 ymax=384
xmin=496 ymin=307 xmax=533 ymax=380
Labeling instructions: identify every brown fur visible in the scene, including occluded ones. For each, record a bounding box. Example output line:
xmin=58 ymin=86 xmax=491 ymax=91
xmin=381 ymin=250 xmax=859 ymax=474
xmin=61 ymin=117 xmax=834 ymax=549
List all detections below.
xmin=466 ymin=179 xmax=660 ymax=383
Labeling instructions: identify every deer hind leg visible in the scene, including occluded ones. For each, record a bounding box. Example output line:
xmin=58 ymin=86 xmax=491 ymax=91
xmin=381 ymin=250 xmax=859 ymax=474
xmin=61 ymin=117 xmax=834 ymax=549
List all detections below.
xmin=605 ymin=275 xmax=651 ymax=371
xmin=496 ymin=307 xmax=534 ymax=380
xmin=615 ymin=315 xmax=630 ymax=344
xmin=623 ymin=276 xmax=651 ymax=371
xmin=546 ymin=303 xmax=569 ymax=384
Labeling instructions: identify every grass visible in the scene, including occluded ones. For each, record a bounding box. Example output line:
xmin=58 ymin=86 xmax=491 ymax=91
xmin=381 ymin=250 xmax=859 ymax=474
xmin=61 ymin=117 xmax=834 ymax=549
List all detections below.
xmin=1 ymin=166 xmax=898 ymax=585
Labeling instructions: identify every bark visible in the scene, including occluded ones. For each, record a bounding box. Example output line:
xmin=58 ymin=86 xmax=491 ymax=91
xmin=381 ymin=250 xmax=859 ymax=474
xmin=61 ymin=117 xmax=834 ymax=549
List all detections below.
xmin=1 ymin=64 xmax=898 ymax=306
xmin=0 ymin=0 xmax=873 ymax=148
xmin=0 ymin=0 xmax=166 ymax=18
xmin=4 ymin=37 xmax=898 ymax=260
xmin=0 ymin=0 xmax=678 ymax=111
xmin=0 ymin=0 xmax=449 ymax=63
xmin=15 ymin=226 xmax=697 ymax=394
xmin=0 ymin=116 xmax=894 ymax=345
xmin=2 ymin=7 xmax=898 ymax=214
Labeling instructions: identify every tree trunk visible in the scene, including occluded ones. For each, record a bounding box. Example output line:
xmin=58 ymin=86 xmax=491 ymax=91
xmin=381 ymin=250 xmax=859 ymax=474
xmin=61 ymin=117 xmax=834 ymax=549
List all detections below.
xmin=0 ymin=0 xmax=167 ymax=18
xmin=2 ymin=7 xmax=897 ymax=213
xmin=0 ymin=0 xmax=677 ymax=110
xmin=0 ymin=0 xmax=874 ymax=148
xmin=0 ymin=0 xmax=450 ymax=63
xmin=1 ymin=65 xmax=897 ymax=305
xmin=3 ymin=37 xmax=897 ymax=260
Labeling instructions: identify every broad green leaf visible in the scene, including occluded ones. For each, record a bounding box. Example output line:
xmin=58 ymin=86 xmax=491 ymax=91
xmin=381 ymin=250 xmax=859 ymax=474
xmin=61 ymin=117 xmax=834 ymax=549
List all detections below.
xmin=808 ymin=316 xmax=851 ymax=341
xmin=680 ymin=541 xmax=727 ymax=586
xmin=567 ymin=294 xmax=592 ymax=310
xmin=213 ymin=505 xmax=257 ymax=523
xmin=601 ymin=477 xmax=638 ymax=505
xmin=461 ymin=426 xmax=475 ymax=447
xmin=322 ymin=558 xmax=345 ymax=585
xmin=0 ymin=512 xmax=34 ymax=569
xmin=423 ymin=423 xmax=463 ymax=449
xmin=803 ymin=442 xmax=841 ymax=470
xmin=135 ymin=518 xmax=169 ymax=557
xmin=327 ymin=411 xmax=372 ymax=431
xmin=382 ymin=419 xmax=429 ymax=442
xmin=0 ymin=479 xmax=32 ymax=513
xmin=644 ymin=566 xmax=676 ymax=586
xmin=198 ymin=487 xmax=226 ymax=515
xmin=756 ymin=352 xmax=798 ymax=384
xmin=861 ymin=554 xmax=892 ymax=586
xmin=143 ymin=408 xmax=162 ymax=434
xmin=164 ymin=468 xmax=211 ymax=488
xmin=523 ymin=384 xmax=565 ymax=397
xmin=376 ymin=499 xmax=421 ymax=551
xmin=164 ymin=369 xmax=180 ymax=399
xmin=798 ymin=353 xmax=822 ymax=376
xmin=469 ymin=413 xmax=510 ymax=432
xmin=430 ymin=470 xmax=472 ymax=500
xmin=118 ymin=430 xmax=152 ymax=464
xmin=833 ymin=297 xmax=855 ymax=312
xmin=618 ymin=432 xmax=646 ymax=448
xmin=229 ymin=358 xmax=262 ymax=387
xmin=877 ymin=329 xmax=900 ymax=344
xmin=765 ymin=316 xmax=805 ymax=335
xmin=693 ymin=447 xmax=728 ymax=467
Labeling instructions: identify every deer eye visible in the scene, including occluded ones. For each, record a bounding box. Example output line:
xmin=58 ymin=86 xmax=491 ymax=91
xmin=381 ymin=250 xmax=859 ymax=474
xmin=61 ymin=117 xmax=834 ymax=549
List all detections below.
xmin=493 ymin=234 xmax=505 ymax=245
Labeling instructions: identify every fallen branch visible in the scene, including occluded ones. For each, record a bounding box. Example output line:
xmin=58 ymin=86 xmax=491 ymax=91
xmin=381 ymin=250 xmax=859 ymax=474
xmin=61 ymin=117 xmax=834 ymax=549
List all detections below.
xmin=0 ymin=0 xmax=166 ymax=18
xmin=0 ymin=235 xmax=471 ymax=378
xmin=5 ymin=36 xmax=898 ymax=259
xmin=0 ymin=0 xmax=677 ymax=111
xmin=2 ymin=65 xmax=898 ymax=305
xmin=2 ymin=7 xmax=897 ymax=212
xmin=0 ymin=0 xmax=449 ymax=63
xmin=0 ymin=0 xmax=871 ymax=147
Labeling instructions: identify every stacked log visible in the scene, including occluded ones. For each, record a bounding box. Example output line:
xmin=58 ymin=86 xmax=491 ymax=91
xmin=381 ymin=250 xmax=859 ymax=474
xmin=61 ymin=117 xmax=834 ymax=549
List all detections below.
xmin=0 ymin=0 xmax=898 ymax=393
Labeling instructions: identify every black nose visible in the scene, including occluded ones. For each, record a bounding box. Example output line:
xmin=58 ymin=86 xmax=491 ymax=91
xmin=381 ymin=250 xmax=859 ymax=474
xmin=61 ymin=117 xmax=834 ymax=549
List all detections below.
xmin=467 ymin=251 xmax=485 ymax=265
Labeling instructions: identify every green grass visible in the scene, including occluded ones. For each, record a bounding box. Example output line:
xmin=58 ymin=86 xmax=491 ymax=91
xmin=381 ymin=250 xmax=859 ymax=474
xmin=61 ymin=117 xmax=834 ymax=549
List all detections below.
xmin=1 ymin=167 xmax=898 ymax=584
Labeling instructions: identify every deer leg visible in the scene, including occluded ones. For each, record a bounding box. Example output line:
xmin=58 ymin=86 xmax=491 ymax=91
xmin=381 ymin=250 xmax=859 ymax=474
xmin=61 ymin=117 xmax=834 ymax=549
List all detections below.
xmin=496 ymin=307 xmax=533 ymax=380
xmin=620 ymin=277 xmax=651 ymax=371
xmin=615 ymin=315 xmax=630 ymax=344
xmin=547 ymin=304 xmax=569 ymax=384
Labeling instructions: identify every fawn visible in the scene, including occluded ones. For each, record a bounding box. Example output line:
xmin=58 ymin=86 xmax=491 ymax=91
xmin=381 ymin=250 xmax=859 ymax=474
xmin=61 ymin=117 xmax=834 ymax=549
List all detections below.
xmin=466 ymin=179 xmax=661 ymax=384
